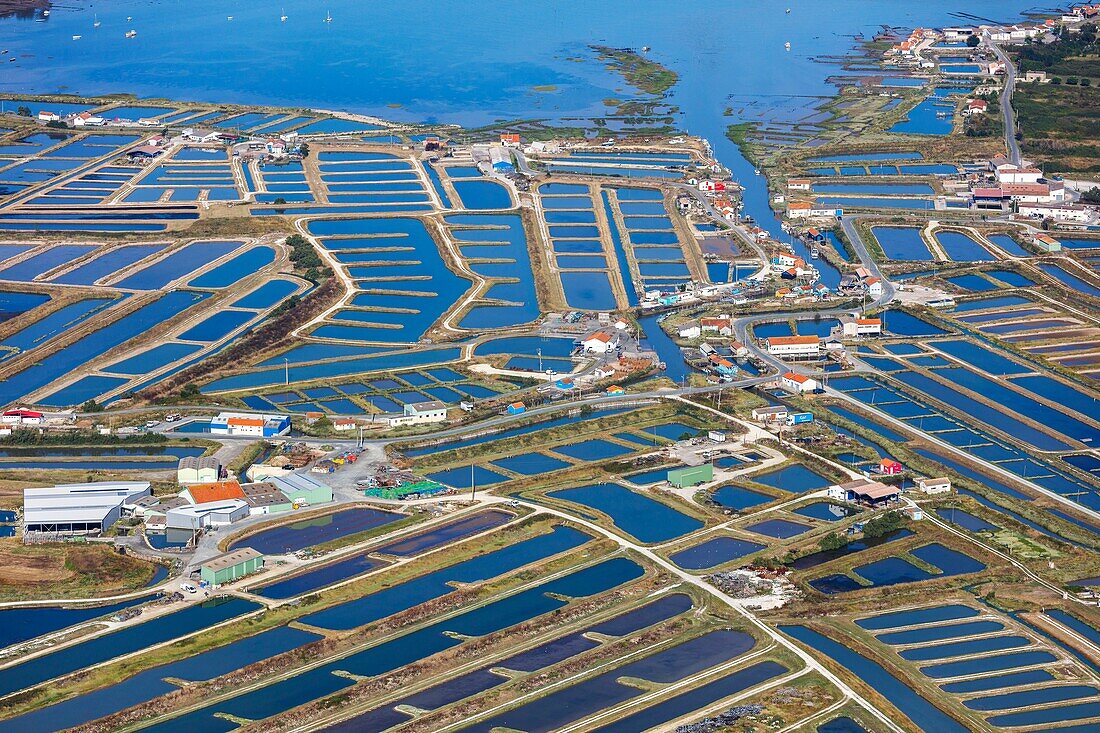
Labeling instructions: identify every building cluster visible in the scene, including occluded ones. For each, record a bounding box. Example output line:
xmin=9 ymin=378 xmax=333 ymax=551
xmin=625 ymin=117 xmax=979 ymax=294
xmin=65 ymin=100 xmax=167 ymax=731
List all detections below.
xmin=35 ymin=108 xmax=164 ymax=127
xmin=21 ymin=467 xmax=334 ymax=540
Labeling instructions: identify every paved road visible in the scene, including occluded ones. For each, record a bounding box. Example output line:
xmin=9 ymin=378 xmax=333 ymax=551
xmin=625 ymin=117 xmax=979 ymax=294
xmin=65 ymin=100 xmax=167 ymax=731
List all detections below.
xmin=986 ymin=33 xmax=1022 ymax=165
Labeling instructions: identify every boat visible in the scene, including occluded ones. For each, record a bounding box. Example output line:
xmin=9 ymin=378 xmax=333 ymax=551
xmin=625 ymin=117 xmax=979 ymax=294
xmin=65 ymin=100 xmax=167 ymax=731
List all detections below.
xmin=41 ymin=9 xmax=49 ymax=16
xmin=93 ymin=14 xmax=100 ymax=27
xmin=72 ymin=35 xmax=81 ymax=40
xmin=126 ymin=15 xmax=132 ymax=21
xmin=125 ymin=29 xmax=137 ymax=38
xmin=810 ymin=246 xmax=820 ymax=259
xmin=786 ymin=8 xmax=792 ymax=14
xmin=227 ymin=16 xmax=233 ymax=21
xmin=641 ymin=45 xmax=650 ymax=52
xmin=281 ymin=9 xmax=288 ymax=21
xmin=785 ymin=41 xmax=792 ymax=51
xmin=324 ymin=10 xmax=333 ymax=22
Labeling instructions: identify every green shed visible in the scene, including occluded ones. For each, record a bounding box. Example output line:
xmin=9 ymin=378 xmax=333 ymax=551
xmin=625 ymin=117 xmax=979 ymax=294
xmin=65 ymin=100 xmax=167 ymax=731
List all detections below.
xmin=199 ymin=548 xmax=265 ymax=586
xmin=667 ymin=463 xmax=714 ymax=488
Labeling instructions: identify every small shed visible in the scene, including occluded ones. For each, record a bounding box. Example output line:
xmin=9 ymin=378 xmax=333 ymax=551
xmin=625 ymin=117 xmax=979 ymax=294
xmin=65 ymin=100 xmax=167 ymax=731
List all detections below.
xmin=199 ymin=548 xmax=264 ymax=585
xmin=668 ymin=463 xmax=715 ymax=488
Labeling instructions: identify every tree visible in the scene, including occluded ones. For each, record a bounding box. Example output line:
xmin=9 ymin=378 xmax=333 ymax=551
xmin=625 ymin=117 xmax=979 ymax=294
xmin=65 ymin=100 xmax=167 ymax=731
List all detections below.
xmin=81 ymin=399 xmax=104 ymax=413
xmin=179 ymin=383 xmax=201 ymax=400
xmin=1081 ymin=188 xmax=1100 ymax=205
xmin=16 ymin=105 xmax=30 ymax=117
xmin=966 ymin=35 xmax=980 ymax=48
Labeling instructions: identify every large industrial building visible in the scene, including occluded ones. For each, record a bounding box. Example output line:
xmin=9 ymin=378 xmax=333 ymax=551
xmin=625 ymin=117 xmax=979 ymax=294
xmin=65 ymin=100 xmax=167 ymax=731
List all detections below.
xmin=23 ymin=481 xmax=152 ymax=535
xmin=210 ymin=412 xmax=291 ymax=437
xmin=199 ymin=548 xmax=265 ymax=585
xmin=177 ymin=456 xmax=222 ymax=484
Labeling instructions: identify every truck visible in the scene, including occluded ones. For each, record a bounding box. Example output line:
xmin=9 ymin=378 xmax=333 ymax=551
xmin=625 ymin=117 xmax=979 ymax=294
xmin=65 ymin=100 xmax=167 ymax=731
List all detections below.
xmin=786 ymin=412 xmax=814 ymax=426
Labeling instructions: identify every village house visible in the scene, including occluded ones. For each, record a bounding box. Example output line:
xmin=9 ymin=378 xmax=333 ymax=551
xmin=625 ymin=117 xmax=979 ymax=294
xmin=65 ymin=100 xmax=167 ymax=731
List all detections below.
xmin=751 ymin=405 xmax=789 ymax=423
xmin=1018 ymin=202 xmax=1096 ymax=224
xmin=700 ymin=317 xmax=734 ymax=337
xmin=787 ymin=179 xmax=812 ymax=191
xmin=37 ymin=110 xmax=61 ymax=123
xmin=917 ymin=476 xmax=952 ymax=495
xmin=780 ymin=371 xmax=819 ymax=393
xmin=838 ymin=313 xmax=882 ymax=338
xmin=389 ymin=401 xmax=448 ymax=428
xmin=499 ymin=133 xmax=521 ymax=147
xmin=581 ymin=331 xmax=618 ymax=354
xmin=70 ymin=111 xmax=105 ymax=127
xmin=764 ymin=335 xmax=820 ymax=358
xmin=964 ymin=99 xmax=988 ymax=116
xmin=878 ymin=458 xmax=904 ymax=476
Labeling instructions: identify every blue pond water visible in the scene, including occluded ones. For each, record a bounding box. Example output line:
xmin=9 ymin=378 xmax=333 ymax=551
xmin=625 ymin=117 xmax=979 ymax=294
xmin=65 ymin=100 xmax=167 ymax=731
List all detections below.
xmin=428 ymin=465 xmax=511 ymax=488
xmin=230 ymin=507 xmax=403 ymax=554
xmin=188 ymin=246 xmax=275 ymax=288
xmin=548 ymin=483 xmax=703 ymax=543
xmin=878 ymin=619 xmax=1004 ymax=646
xmin=782 ymin=625 xmax=971 ymax=733
xmin=116 ymin=241 xmax=241 ymax=289
xmin=0 ymin=290 xmax=208 ymax=406
xmin=552 ymin=439 xmax=634 ymax=461
xmin=0 ymin=626 xmax=318 ymax=733
xmin=298 ymin=525 xmax=592 ymax=630
xmin=750 ymin=463 xmax=829 ymax=492
xmin=873 ymin=227 xmax=932 ymax=261
xmin=491 ymin=452 xmax=572 ymax=475
xmin=0 ymin=598 xmax=258 ymax=699
xmin=711 ymin=484 xmax=773 ymax=511
xmin=670 ymin=536 xmax=765 ymax=570
xmin=935 ymin=507 xmax=997 ymax=532
xmin=746 ymin=518 xmax=811 ymax=538
xmin=858 ymin=604 xmax=979 ymax=630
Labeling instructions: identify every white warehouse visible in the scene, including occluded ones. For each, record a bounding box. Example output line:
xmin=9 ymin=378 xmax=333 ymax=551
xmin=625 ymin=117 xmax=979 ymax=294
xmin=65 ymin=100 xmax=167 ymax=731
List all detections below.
xmin=23 ymin=481 xmax=152 ymax=535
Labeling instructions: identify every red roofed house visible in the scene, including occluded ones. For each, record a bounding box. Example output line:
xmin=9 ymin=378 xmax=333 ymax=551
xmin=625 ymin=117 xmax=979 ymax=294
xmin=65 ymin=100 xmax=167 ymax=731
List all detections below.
xmin=183 ymin=481 xmax=247 ymax=505
xmin=2 ymin=408 xmax=43 ymax=425
xmin=780 ymin=371 xmax=819 ymax=393
xmin=582 ymin=331 xmax=618 ymax=353
xmin=700 ymin=317 xmax=733 ymax=336
xmin=965 ymin=99 xmax=988 ymax=116
xmin=764 ymin=335 xmax=820 ymax=357
xmin=37 ymin=110 xmax=61 ymax=123
xmin=500 ymin=133 xmax=521 ymax=147
xmin=878 ymin=458 xmax=904 ymax=475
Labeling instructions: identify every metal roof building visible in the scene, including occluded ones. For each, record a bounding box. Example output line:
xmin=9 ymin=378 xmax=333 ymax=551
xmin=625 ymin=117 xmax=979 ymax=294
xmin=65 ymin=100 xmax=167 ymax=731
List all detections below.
xmin=199 ymin=548 xmax=265 ymax=586
xmin=23 ymin=481 xmax=152 ymax=534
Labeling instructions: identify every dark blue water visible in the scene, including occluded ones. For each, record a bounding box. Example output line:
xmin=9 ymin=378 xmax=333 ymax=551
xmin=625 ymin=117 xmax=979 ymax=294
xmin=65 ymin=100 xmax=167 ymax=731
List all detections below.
xmin=858 ymin=604 xmax=979 ymax=630
xmin=900 ymin=634 xmax=1031 ymax=661
xmin=966 ymin=684 xmax=1100 ymax=712
xmin=0 ymin=598 xmax=258 ymax=699
xmin=299 ymin=525 xmax=591 ymax=630
xmin=0 ymin=595 xmax=156 ymax=651
xmin=548 ymin=483 xmax=703 ymax=542
xmin=255 ymin=555 xmax=386 ymax=599
xmin=922 ymin=649 xmax=1058 ymax=679
xmin=0 ymin=297 xmax=116 ymax=354
xmin=670 ymin=536 xmax=765 ymax=569
xmin=491 ymin=452 xmax=572 ymax=475
xmin=230 ymin=507 xmax=403 ymax=554
xmin=465 ymin=629 xmax=758 ymax=733
xmin=0 ymin=625 xmax=320 ymax=733
xmin=0 ymin=290 xmax=208 ymax=406
xmin=139 ymin=557 xmax=643 ymax=733
xmin=782 ymin=625 xmax=971 ymax=733
xmin=711 ymin=484 xmax=774 ymax=510
xmin=789 ymin=528 xmax=912 ymax=571
xmin=879 ymin=619 xmax=1005 ymax=646
xmin=941 ymin=668 xmax=1054 ymax=694
xmin=750 ymin=464 xmax=829 ymax=492
xmin=746 ymin=518 xmax=811 ymax=538
xmin=375 ymin=510 xmax=514 ymax=556
xmin=551 ymin=439 xmax=634 ymax=461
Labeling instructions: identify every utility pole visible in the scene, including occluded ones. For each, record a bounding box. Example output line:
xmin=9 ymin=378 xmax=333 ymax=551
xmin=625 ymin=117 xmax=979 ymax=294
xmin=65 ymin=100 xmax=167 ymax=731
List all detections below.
xmin=284 ymin=358 xmax=289 ymax=386
xmin=470 ymin=463 xmax=476 ymax=501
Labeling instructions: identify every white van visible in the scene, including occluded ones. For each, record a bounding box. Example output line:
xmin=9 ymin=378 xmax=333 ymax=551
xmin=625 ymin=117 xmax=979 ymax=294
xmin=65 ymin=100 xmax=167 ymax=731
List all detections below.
xmin=180 ymin=582 xmax=197 ymax=594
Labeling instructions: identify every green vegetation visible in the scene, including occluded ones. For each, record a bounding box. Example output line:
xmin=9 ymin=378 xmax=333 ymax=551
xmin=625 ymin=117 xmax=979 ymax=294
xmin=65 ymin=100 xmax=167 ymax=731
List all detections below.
xmin=1013 ymin=26 xmax=1100 ymax=172
xmin=818 ymin=532 xmax=848 ymax=551
xmin=591 ymin=45 xmax=679 ymax=96
xmin=0 ymin=430 xmax=167 ymax=447
xmin=861 ymin=510 xmax=907 ymax=538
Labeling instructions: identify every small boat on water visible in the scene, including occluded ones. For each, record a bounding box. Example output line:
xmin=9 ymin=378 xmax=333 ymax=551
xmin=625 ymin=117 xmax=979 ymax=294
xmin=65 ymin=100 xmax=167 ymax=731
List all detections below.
xmin=324 ymin=10 xmax=333 ymax=22
xmin=281 ymin=9 xmax=288 ymax=21
xmin=41 ymin=9 xmax=49 ymax=16
xmin=785 ymin=41 xmax=792 ymax=51
xmin=125 ymin=29 xmax=137 ymax=38
xmin=93 ymin=14 xmax=100 ymax=27
xmin=72 ymin=35 xmax=81 ymax=40
xmin=227 ymin=16 xmax=233 ymax=21
xmin=126 ymin=15 xmax=132 ymax=21
xmin=810 ymin=246 xmax=820 ymax=259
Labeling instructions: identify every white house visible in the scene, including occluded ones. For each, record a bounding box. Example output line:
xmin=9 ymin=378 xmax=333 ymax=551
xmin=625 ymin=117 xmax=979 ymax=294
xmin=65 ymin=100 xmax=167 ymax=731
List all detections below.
xmin=582 ymin=331 xmax=618 ymax=353
xmin=1018 ymin=202 xmax=1095 ymax=223
xmin=996 ymin=165 xmax=1044 ymax=185
xmin=71 ymin=111 xmax=105 ymax=127
xmin=780 ymin=371 xmax=819 ymax=393
xmin=210 ymin=412 xmax=291 ymax=438
xmin=333 ymin=418 xmax=358 ymax=432
xmin=787 ymin=179 xmax=812 ymax=191
xmin=764 ymin=335 xmax=820 ymax=357
xmin=751 ymin=405 xmax=789 ymax=423
xmin=678 ymin=324 xmax=702 ymax=339
xmin=865 ymin=277 xmax=883 ymax=297
xmin=840 ymin=314 xmax=882 ymax=337
xmin=389 ymin=401 xmax=448 ymax=428
xmin=917 ymin=477 xmax=952 ymax=495
xmin=37 ymin=110 xmax=61 ymax=123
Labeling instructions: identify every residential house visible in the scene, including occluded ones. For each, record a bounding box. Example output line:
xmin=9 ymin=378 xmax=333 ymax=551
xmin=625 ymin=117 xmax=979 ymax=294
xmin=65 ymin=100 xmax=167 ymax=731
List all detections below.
xmin=780 ymin=371 xmax=819 ymax=393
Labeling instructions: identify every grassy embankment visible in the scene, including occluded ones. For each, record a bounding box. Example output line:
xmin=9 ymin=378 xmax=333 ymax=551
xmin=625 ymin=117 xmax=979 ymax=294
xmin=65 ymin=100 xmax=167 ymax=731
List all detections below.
xmin=1013 ymin=26 xmax=1100 ymax=173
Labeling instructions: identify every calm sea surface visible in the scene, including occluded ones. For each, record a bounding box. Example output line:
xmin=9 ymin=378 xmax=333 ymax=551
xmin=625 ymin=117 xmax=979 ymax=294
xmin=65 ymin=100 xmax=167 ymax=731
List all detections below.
xmin=1 ymin=1 xmax=1030 ymax=231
